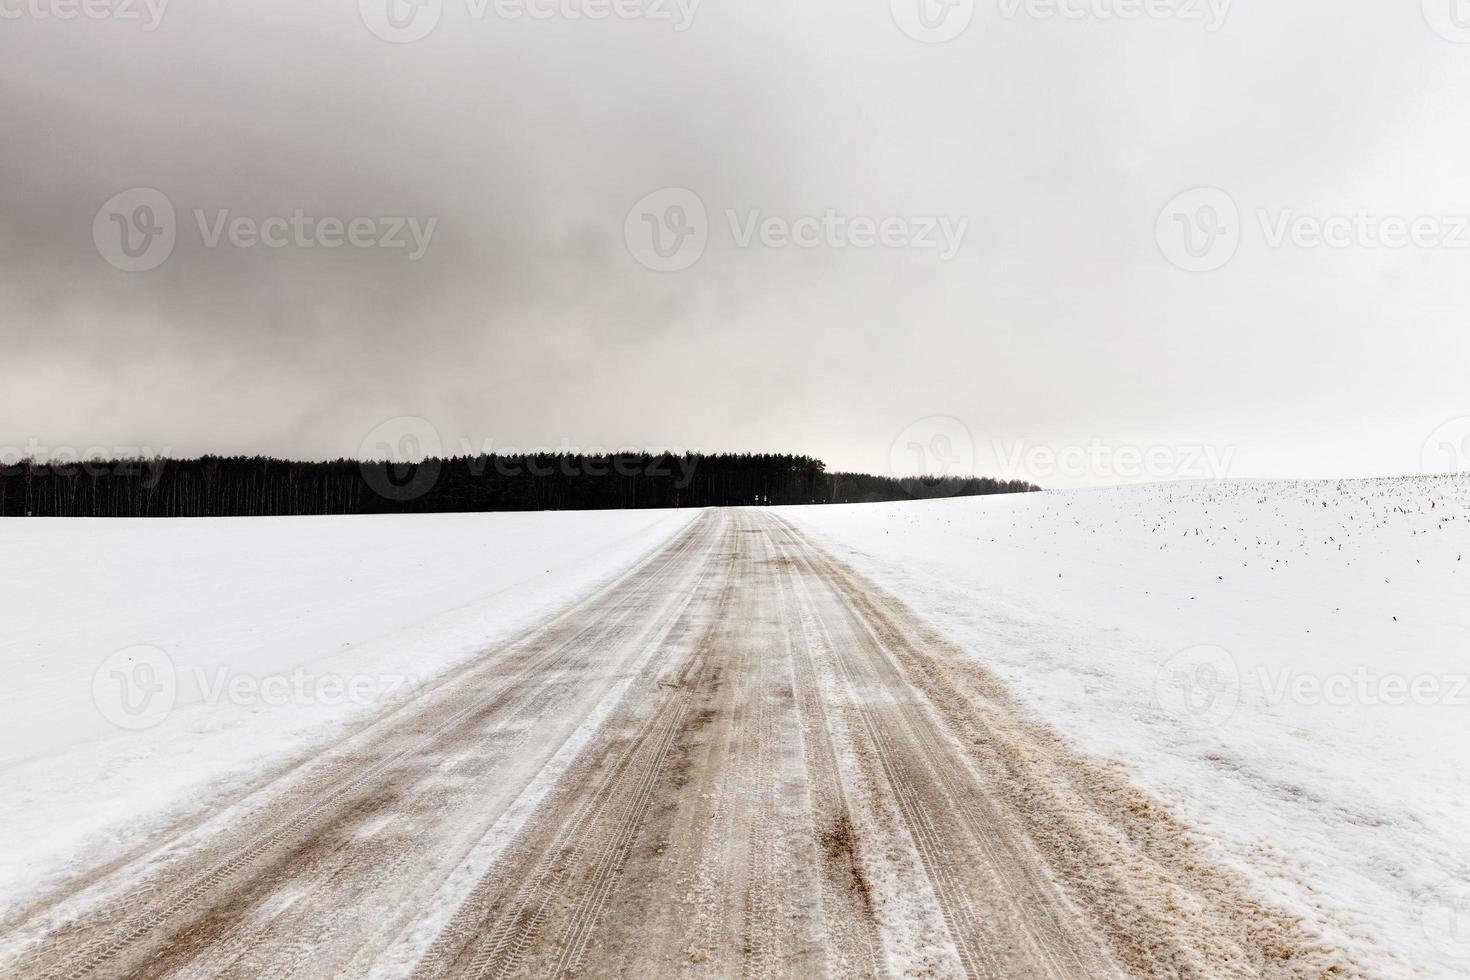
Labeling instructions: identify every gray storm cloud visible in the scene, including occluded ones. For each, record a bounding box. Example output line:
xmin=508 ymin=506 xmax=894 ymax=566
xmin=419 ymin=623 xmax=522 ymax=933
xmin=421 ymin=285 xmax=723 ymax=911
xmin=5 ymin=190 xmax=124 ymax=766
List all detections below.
xmin=2 ymin=0 xmax=1467 ymax=485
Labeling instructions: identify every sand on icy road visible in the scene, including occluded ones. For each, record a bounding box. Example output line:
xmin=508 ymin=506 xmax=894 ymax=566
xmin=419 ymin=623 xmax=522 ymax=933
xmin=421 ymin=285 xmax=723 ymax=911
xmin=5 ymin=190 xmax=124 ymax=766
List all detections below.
xmin=2 ymin=509 xmax=1346 ymax=979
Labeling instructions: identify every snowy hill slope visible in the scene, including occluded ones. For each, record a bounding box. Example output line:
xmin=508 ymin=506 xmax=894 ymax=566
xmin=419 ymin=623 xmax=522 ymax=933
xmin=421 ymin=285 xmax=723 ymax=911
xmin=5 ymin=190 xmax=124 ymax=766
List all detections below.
xmin=780 ymin=477 xmax=1470 ymax=978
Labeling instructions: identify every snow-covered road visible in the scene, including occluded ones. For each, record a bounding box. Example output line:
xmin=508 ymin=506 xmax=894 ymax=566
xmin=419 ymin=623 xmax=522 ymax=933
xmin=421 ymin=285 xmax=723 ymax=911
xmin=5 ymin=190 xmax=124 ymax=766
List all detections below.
xmin=0 ymin=509 xmax=1340 ymax=979
xmin=0 ymin=509 xmax=700 ymax=907
xmin=780 ymin=476 xmax=1470 ymax=979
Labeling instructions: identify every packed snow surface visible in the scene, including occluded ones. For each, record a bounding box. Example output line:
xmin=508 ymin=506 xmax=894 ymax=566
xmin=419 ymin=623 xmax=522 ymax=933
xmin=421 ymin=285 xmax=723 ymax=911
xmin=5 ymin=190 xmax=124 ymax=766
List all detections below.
xmin=6 ymin=483 xmax=1467 ymax=977
xmin=0 ymin=508 xmax=698 ymax=908
xmin=780 ymin=477 xmax=1470 ymax=978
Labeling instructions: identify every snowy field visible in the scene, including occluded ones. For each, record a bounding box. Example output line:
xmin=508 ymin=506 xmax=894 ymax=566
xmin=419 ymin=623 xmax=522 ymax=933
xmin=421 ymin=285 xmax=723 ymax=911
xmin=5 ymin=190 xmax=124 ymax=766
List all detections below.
xmin=780 ymin=477 xmax=1470 ymax=979
xmin=0 ymin=509 xmax=698 ymax=911
xmin=5 ymin=483 xmax=1467 ymax=977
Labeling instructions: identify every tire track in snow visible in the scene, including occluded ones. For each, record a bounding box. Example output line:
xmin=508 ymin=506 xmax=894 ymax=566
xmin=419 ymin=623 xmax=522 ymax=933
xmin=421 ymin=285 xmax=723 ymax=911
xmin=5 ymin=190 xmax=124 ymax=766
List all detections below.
xmin=2 ymin=509 xmax=1351 ymax=980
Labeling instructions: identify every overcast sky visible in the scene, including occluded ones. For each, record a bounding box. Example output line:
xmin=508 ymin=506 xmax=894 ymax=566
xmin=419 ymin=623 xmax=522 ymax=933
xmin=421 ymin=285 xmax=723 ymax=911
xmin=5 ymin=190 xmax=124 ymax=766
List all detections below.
xmin=2 ymin=0 xmax=1468 ymax=487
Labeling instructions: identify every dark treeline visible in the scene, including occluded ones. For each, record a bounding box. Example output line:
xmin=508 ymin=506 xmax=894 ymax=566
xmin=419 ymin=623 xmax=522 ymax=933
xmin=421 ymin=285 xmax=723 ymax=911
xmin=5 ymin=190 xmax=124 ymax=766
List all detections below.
xmin=827 ymin=472 xmax=1038 ymax=504
xmin=0 ymin=454 xmax=1039 ymax=518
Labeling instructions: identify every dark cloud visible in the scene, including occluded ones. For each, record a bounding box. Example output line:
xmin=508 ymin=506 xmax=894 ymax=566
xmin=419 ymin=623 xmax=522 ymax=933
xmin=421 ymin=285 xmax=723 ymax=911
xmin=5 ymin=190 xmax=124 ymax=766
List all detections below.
xmin=1 ymin=1 xmax=1466 ymax=484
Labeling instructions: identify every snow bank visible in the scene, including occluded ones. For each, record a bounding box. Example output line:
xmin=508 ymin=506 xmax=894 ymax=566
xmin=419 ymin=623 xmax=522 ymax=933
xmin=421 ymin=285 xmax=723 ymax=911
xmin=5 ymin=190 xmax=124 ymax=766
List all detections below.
xmin=779 ymin=478 xmax=1470 ymax=978
xmin=0 ymin=508 xmax=698 ymax=909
